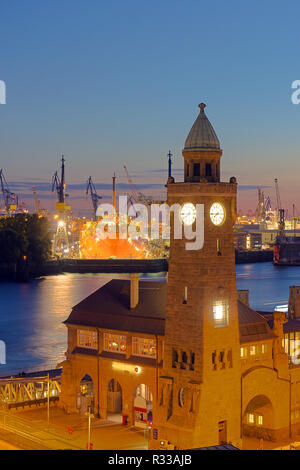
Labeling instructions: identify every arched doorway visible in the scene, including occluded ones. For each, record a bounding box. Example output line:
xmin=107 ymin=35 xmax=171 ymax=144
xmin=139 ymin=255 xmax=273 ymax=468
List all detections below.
xmin=243 ymin=394 xmax=274 ymax=440
xmin=77 ymin=375 xmax=94 ymax=415
xmin=133 ymin=384 xmax=153 ymax=429
xmin=107 ymin=379 xmax=122 ymax=414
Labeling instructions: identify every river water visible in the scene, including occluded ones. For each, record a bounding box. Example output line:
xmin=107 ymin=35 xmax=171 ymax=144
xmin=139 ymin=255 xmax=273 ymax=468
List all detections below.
xmin=0 ymin=262 xmax=300 ymax=376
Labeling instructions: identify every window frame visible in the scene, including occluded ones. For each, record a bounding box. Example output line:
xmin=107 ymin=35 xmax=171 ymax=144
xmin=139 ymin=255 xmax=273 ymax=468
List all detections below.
xmin=77 ymin=329 xmax=98 ymax=350
xmin=132 ymin=337 xmax=156 ymax=358
xmin=103 ymin=333 xmax=127 ymax=354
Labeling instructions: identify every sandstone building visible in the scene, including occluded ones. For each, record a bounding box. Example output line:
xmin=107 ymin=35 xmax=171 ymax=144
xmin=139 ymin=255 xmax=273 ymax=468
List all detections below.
xmin=59 ymin=104 xmax=300 ymax=449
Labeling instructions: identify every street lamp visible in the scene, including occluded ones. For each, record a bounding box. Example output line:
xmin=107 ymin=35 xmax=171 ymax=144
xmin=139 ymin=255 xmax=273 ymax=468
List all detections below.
xmin=85 ymin=405 xmax=94 ymax=450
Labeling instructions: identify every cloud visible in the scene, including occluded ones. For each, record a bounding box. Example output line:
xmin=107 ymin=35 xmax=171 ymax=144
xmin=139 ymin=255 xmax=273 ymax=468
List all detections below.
xmin=8 ymin=181 xmax=165 ymax=193
xmin=238 ymin=185 xmax=271 ymax=191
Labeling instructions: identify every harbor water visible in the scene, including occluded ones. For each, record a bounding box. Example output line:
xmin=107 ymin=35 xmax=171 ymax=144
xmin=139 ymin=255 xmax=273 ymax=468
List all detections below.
xmin=0 ymin=262 xmax=300 ymax=375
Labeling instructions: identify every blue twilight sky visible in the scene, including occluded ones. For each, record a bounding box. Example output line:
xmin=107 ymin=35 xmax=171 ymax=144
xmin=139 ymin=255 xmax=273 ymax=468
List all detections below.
xmin=1 ymin=0 xmax=300 ymax=215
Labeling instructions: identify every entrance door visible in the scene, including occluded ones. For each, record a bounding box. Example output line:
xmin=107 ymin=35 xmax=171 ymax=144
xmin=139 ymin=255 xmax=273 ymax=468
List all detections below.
xmin=218 ymin=420 xmax=227 ymax=445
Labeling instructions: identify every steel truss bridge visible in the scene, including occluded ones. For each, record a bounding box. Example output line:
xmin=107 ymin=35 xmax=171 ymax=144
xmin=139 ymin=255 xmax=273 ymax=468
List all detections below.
xmin=0 ymin=370 xmax=61 ymax=409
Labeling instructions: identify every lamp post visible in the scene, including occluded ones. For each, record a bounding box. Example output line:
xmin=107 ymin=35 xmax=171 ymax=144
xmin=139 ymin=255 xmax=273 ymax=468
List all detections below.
xmin=85 ymin=404 xmax=94 ymax=450
xmin=47 ymin=374 xmax=50 ymax=425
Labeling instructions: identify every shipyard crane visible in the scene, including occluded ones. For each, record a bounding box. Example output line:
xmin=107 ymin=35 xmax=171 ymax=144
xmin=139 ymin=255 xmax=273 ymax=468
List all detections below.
xmin=123 ymin=165 xmax=140 ymax=204
xmin=255 ymin=188 xmax=266 ymax=224
xmin=32 ymin=187 xmax=48 ymax=218
xmin=123 ymin=165 xmax=152 ymax=205
xmin=32 ymin=186 xmax=40 ymax=215
xmin=52 ymin=156 xmax=67 ymax=207
xmin=51 ymin=156 xmax=70 ymax=257
xmin=0 ymin=169 xmax=18 ymax=214
xmin=86 ymin=176 xmax=102 ymax=220
xmin=275 ymin=178 xmax=285 ymax=237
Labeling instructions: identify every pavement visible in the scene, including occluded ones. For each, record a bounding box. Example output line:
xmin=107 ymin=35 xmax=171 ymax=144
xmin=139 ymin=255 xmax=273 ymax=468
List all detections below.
xmin=0 ymin=405 xmax=148 ymax=450
xmin=2 ymin=405 xmax=299 ymax=451
xmin=242 ymin=436 xmax=300 ymax=450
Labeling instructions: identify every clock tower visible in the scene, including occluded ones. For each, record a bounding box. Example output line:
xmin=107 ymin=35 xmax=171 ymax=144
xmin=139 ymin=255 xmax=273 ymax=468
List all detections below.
xmin=152 ymin=104 xmax=241 ymax=449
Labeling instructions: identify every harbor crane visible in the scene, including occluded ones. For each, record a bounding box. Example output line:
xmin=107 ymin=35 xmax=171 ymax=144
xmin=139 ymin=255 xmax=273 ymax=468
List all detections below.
xmin=123 ymin=165 xmax=140 ymax=204
xmin=86 ymin=176 xmax=102 ymax=220
xmin=123 ymin=165 xmax=152 ymax=205
xmin=0 ymin=169 xmax=18 ymax=214
xmin=275 ymin=178 xmax=285 ymax=237
xmin=32 ymin=186 xmax=41 ymax=215
xmin=52 ymin=155 xmax=68 ymax=208
xmin=51 ymin=156 xmax=70 ymax=257
xmin=32 ymin=186 xmax=48 ymax=218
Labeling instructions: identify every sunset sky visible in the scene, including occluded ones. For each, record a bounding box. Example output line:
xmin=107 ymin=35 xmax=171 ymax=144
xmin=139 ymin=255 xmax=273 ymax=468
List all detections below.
xmin=1 ymin=0 xmax=300 ymax=217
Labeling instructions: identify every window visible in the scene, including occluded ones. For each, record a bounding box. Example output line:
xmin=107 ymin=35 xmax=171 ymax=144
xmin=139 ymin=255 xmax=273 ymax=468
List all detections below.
xmin=181 ymin=351 xmax=188 ymax=369
xmin=261 ymin=344 xmax=267 ymax=354
xmin=212 ymin=350 xmax=217 ymax=370
xmin=257 ymin=415 xmax=263 ymax=426
xmin=213 ymin=301 xmax=229 ymax=328
xmin=205 ymin=163 xmax=212 ymax=177
xmin=77 ymin=330 xmax=98 ymax=349
xmin=217 ymin=238 xmax=222 ymax=256
xmin=172 ymin=349 xmax=178 ymax=368
xmin=103 ymin=333 xmax=126 ymax=353
xmin=219 ymin=350 xmax=226 ymax=369
xmin=250 ymin=345 xmax=257 ymax=356
xmin=132 ymin=337 xmax=156 ymax=358
xmin=193 ymin=163 xmax=200 ymax=177
xmin=190 ymin=352 xmax=195 ymax=371
xmin=240 ymin=347 xmax=247 ymax=358
xmin=247 ymin=413 xmax=255 ymax=424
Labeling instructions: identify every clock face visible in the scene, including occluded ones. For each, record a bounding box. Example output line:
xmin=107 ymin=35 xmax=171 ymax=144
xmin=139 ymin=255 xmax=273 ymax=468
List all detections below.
xmin=210 ymin=202 xmax=225 ymax=226
xmin=180 ymin=203 xmax=196 ymax=225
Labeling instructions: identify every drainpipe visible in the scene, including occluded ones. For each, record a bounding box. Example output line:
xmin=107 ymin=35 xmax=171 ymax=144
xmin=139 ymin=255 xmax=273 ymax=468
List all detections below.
xmin=97 ymin=329 xmax=100 ymax=418
xmin=289 ymin=374 xmax=292 ymax=439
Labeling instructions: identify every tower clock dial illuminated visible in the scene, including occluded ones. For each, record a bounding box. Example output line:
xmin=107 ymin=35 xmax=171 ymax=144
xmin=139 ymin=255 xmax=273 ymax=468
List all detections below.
xmin=180 ymin=203 xmax=196 ymax=225
xmin=210 ymin=202 xmax=225 ymax=226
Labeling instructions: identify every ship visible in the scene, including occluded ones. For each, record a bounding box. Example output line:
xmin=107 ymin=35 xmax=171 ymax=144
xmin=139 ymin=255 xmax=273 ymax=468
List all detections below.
xmin=273 ymin=236 xmax=300 ymax=265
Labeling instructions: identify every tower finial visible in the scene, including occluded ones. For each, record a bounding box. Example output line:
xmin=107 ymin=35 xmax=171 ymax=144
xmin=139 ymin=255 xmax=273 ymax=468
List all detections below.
xmin=198 ymin=103 xmax=206 ymax=111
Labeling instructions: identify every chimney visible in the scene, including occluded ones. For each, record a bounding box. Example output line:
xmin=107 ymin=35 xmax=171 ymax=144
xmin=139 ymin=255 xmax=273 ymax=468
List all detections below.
xmin=288 ymin=286 xmax=300 ymax=319
xmin=130 ymin=273 xmax=139 ymax=310
xmin=237 ymin=290 xmax=249 ymax=306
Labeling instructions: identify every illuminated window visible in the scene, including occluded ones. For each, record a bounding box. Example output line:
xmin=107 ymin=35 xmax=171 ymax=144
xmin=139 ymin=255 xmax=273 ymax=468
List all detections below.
xmin=257 ymin=415 xmax=263 ymax=426
xmin=261 ymin=344 xmax=267 ymax=354
xmin=246 ymin=235 xmax=251 ymax=250
xmin=247 ymin=413 xmax=255 ymax=424
xmin=77 ymin=330 xmax=98 ymax=349
xmin=213 ymin=301 xmax=228 ymax=328
xmin=240 ymin=347 xmax=247 ymax=358
xmin=104 ymin=333 xmax=126 ymax=353
xmin=132 ymin=337 xmax=156 ymax=358
xmin=250 ymin=345 xmax=257 ymax=356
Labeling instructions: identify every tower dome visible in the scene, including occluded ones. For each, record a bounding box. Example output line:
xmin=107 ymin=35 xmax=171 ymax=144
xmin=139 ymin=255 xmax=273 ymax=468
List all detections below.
xmin=184 ymin=103 xmax=220 ymax=150
xmin=182 ymin=103 xmax=222 ymax=183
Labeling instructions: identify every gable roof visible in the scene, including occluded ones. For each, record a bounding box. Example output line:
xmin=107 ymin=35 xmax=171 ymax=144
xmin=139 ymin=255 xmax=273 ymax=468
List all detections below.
xmin=238 ymin=300 xmax=276 ymax=343
xmin=65 ymin=279 xmax=166 ymax=336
